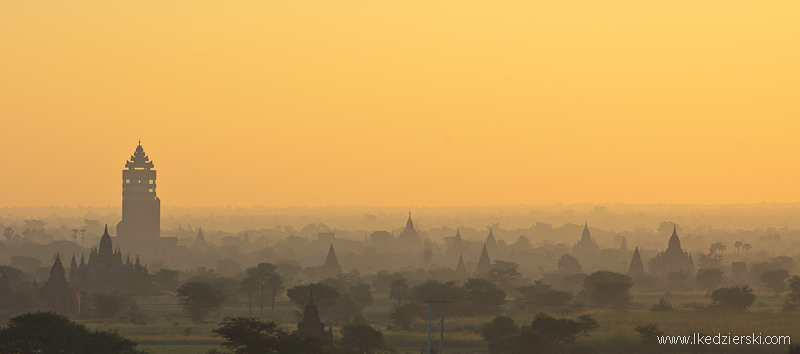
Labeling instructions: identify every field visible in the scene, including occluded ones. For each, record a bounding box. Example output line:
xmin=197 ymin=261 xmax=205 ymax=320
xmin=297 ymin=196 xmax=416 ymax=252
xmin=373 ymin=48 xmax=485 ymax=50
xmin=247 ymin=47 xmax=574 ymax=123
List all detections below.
xmin=80 ymin=290 xmax=800 ymax=354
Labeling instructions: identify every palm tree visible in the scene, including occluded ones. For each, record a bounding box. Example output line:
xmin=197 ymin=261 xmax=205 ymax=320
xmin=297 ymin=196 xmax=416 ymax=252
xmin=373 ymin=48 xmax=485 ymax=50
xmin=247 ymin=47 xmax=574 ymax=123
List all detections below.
xmin=265 ymin=272 xmax=285 ymax=318
xmin=243 ymin=263 xmax=281 ymax=318
xmin=71 ymin=229 xmax=79 ymax=242
xmin=80 ymin=229 xmax=86 ymax=246
xmin=734 ymin=241 xmax=743 ymax=255
xmin=239 ymin=274 xmax=259 ymax=316
xmin=710 ymin=242 xmax=726 ymax=255
xmin=743 ymin=243 xmax=752 ymax=258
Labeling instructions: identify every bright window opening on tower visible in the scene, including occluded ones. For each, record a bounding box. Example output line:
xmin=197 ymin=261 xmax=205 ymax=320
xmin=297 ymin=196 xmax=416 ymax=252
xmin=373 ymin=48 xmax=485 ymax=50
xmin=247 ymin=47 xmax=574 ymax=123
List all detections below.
xmin=149 ymin=180 xmax=154 ymax=184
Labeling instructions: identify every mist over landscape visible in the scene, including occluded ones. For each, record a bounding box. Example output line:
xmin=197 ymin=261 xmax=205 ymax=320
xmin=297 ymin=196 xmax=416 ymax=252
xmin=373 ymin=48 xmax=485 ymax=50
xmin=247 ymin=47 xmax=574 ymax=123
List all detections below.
xmin=3 ymin=1 xmax=800 ymax=353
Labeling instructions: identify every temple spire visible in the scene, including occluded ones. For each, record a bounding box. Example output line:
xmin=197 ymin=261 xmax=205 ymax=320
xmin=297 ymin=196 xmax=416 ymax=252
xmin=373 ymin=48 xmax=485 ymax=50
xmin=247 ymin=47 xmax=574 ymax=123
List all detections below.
xmin=49 ymin=252 xmax=67 ymax=282
xmin=99 ymin=224 xmax=113 ymax=255
xmin=628 ymin=246 xmax=646 ymax=276
xmin=668 ymin=224 xmax=681 ymax=250
xmin=405 ymin=212 xmax=414 ymax=231
xmin=581 ymin=222 xmax=591 ymax=241
xmin=475 ymin=244 xmax=492 ymax=276
xmin=455 ymin=254 xmax=468 ymax=278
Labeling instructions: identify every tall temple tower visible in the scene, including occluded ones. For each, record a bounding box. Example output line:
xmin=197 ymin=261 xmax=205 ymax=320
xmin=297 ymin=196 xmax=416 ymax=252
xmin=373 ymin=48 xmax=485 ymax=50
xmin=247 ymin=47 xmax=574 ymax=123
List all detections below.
xmin=116 ymin=142 xmax=160 ymax=240
xmin=572 ymin=222 xmax=600 ymax=254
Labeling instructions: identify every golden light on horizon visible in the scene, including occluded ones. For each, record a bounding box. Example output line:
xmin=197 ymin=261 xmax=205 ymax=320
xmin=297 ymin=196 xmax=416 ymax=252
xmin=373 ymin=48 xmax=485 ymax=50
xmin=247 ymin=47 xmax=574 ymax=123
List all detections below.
xmin=1 ymin=1 xmax=799 ymax=207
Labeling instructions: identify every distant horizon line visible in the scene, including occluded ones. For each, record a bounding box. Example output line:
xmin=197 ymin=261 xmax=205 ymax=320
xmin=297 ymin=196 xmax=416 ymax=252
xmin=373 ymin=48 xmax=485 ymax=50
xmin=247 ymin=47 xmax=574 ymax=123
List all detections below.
xmin=3 ymin=202 xmax=800 ymax=209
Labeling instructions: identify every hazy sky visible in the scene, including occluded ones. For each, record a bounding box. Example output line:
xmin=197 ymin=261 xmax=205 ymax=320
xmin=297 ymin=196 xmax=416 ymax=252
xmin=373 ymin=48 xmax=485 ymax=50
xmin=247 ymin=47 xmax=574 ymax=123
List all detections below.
xmin=1 ymin=1 xmax=799 ymax=207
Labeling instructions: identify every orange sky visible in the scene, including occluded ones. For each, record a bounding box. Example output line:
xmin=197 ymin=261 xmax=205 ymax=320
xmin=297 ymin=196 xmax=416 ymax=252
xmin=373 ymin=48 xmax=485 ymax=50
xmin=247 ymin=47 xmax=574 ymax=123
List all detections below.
xmin=1 ymin=1 xmax=799 ymax=208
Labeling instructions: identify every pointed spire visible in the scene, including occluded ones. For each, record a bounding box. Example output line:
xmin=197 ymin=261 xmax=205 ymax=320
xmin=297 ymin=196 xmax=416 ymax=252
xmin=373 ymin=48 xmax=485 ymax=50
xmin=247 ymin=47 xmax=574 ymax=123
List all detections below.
xmin=194 ymin=228 xmax=207 ymax=249
xmin=70 ymin=253 xmax=77 ymax=268
xmin=405 ymin=212 xmax=414 ymax=231
xmin=49 ymin=252 xmax=66 ymax=281
xmin=135 ymin=254 xmax=141 ymax=267
xmin=581 ymin=222 xmax=591 ymax=241
xmin=668 ymin=224 xmax=681 ymax=250
xmin=620 ymin=236 xmax=628 ymax=252
xmin=628 ymin=246 xmax=646 ymax=276
xmin=79 ymin=253 xmax=85 ymax=266
xmin=455 ymin=254 xmax=467 ymax=278
xmin=475 ymin=244 xmax=492 ymax=276
xmin=486 ymin=229 xmax=497 ymax=244
xmin=324 ymin=243 xmax=339 ymax=266
xmin=99 ymin=224 xmax=113 ymax=255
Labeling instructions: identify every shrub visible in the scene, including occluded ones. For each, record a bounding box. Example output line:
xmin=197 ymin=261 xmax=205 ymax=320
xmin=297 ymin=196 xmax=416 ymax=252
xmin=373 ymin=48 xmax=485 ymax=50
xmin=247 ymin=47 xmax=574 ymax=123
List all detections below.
xmin=711 ymin=286 xmax=756 ymax=310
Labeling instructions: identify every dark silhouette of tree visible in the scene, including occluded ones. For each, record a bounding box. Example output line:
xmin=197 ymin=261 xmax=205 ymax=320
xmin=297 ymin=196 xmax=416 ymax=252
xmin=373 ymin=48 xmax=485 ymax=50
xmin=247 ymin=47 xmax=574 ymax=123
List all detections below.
xmin=784 ymin=276 xmax=800 ymax=311
xmin=389 ymin=278 xmax=409 ymax=305
xmin=650 ymin=298 xmax=675 ymax=312
xmin=710 ymin=242 xmax=726 ymax=255
xmin=581 ymin=271 xmax=633 ymax=307
xmin=696 ymin=268 xmax=724 ymax=293
xmin=711 ymin=285 xmax=755 ymax=310
xmin=488 ymin=261 xmax=523 ymax=293
xmin=513 ymin=235 xmax=533 ymax=253
xmin=2 ymin=227 xmax=14 ymax=241
xmin=177 ymin=281 xmax=229 ymax=323
xmin=371 ymin=271 xmax=402 ymax=293
xmin=153 ymin=268 xmax=180 ymax=292
xmin=742 ymin=243 xmax=752 ymax=257
xmin=734 ymin=241 xmax=743 ymax=255
xmin=212 ymin=316 xmax=328 ymax=354
xmin=515 ymin=281 xmax=572 ymax=313
xmin=463 ymin=278 xmax=507 ymax=316
xmin=338 ymin=323 xmax=394 ymax=354
xmin=0 ymin=312 xmax=147 ymax=354
xmin=634 ymin=323 xmax=664 ymax=345
xmin=242 ymin=263 xmax=285 ymax=318
xmin=750 ymin=261 xmax=778 ymax=279
xmin=557 ymin=254 xmax=582 ymax=275
xmin=327 ymin=293 xmax=364 ymax=325
xmin=479 ymin=315 xmax=519 ymax=353
xmin=512 ymin=313 xmax=598 ymax=354
xmin=760 ymin=269 xmax=790 ymax=297
xmin=350 ymin=283 xmax=374 ymax=307
xmin=388 ymin=304 xmax=417 ymax=330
